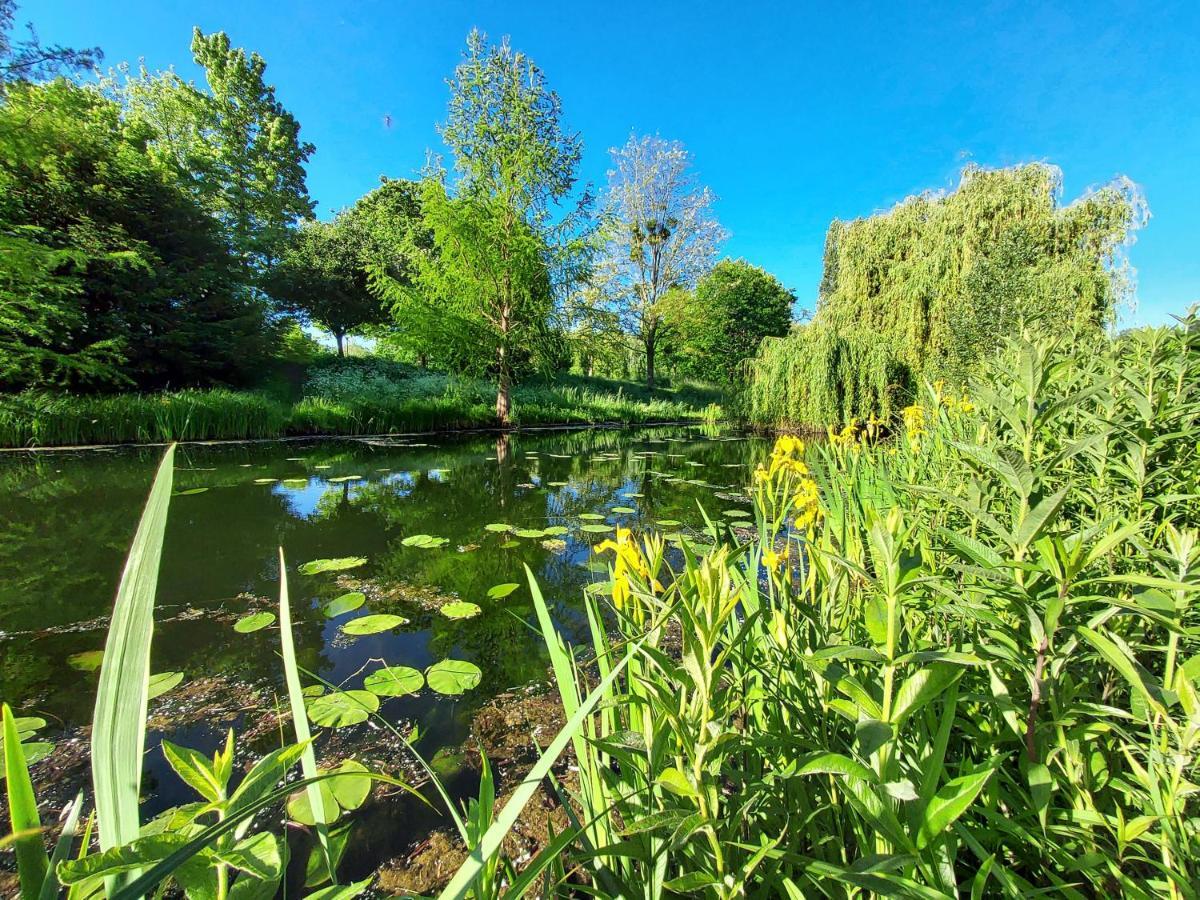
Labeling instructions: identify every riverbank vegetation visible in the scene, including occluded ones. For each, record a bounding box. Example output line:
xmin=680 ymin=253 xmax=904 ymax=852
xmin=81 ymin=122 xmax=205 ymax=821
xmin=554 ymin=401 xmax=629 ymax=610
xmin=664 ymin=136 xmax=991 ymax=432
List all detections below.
xmin=4 ymin=310 xmax=1195 ymax=896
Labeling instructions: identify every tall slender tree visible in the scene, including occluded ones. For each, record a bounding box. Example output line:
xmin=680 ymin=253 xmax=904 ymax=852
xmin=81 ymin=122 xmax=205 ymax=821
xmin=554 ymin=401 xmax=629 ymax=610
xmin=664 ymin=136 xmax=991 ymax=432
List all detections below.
xmin=377 ymin=29 xmax=590 ymax=423
xmin=596 ymin=134 xmax=726 ymax=388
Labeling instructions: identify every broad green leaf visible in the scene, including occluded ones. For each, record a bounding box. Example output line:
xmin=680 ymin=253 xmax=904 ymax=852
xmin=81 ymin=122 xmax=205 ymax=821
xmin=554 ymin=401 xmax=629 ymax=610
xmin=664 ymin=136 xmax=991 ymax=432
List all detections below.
xmin=341 ymin=614 xmax=408 ymax=636
xmin=4 ymin=703 xmax=48 ymax=897
xmin=328 ymin=760 xmax=371 ymax=811
xmin=161 ymin=740 xmax=225 ymax=803
xmin=299 ymin=557 xmax=367 ymax=575
xmin=92 ymin=443 xmax=174 ymax=879
xmin=483 ymin=523 xmax=513 ymax=533
xmin=323 ymin=592 xmax=365 ymax=617
xmin=581 ymin=524 xmax=614 ymax=534
xmin=147 ymin=671 xmax=184 ymax=700
xmin=401 ymin=534 xmax=449 ymax=549
xmin=288 ymin=782 xmax=340 ymax=826
xmin=67 ymin=650 xmax=104 ymax=672
xmin=363 ymin=665 xmax=424 ymax=697
xmin=426 ymin=659 xmax=482 ymax=696
xmin=307 ymin=691 xmax=379 ymax=728
xmin=233 ymin=612 xmax=275 ymax=633
xmin=917 ymin=766 xmax=997 ymax=849
xmin=657 ymin=767 xmax=698 ymax=798
xmin=486 ymin=583 xmax=520 ymax=599
xmin=441 ymin=601 xmax=481 ymax=619
xmin=578 ymin=513 xmax=606 ymax=521
xmin=890 ymin=665 xmax=963 ymax=726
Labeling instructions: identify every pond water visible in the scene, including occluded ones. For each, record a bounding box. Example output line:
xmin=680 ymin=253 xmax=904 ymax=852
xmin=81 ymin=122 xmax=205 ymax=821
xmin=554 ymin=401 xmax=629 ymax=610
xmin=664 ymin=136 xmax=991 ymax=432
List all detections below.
xmin=0 ymin=425 xmax=769 ymax=880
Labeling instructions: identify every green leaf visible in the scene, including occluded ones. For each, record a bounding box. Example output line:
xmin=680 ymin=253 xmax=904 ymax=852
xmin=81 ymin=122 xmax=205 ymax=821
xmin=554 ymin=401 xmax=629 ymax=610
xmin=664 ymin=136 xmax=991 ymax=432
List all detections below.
xmin=288 ymin=782 xmax=340 ymax=826
xmin=486 ymin=583 xmax=520 ymax=599
xmin=4 ymin=703 xmax=48 ymax=898
xmin=147 ymin=671 xmax=184 ymax=700
xmin=656 ymin=767 xmax=698 ymax=798
xmin=299 ymin=557 xmax=367 ymax=575
xmin=306 ymin=879 xmax=373 ymax=899
xmin=441 ymin=601 xmax=481 ymax=620
xmin=401 ymin=534 xmax=449 ymax=549
xmin=483 ymin=523 xmax=513 ymax=533
xmin=611 ymin=506 xmax=637 ymax=514
xmin=91 ymin=443 xmax=174 ymax=879
xmin=57 ymin=834 xmax=186 ymax=884
xmin=578 ymin=513 xmax=606 ymax=521
xmin=328 ymin=760 xmax=371 ymax=811
xmin=1077 ymin=626 xmax=1166 ymax=717
xmin=67 ymin=650 xmax=104 ymax=672
xmin=161 ymin=740 xmax=225 ymax=803
xmin=341 ymin=613 xmax=408 ymax=635
xmin=363 ymin=665 xmax=424 ymax=697
xmin=581 ymin=523 xmax=614 ymax=534
xmin=426 ymin=659 xmax=482 ymax=695
xmin=917 ymin=765 xmax=997 ymax=849
xmin=890 ymin=664 xmax=963 ymax=726
xmin=323 ymin=592 xmax=365 ymax=617
xmin=234 ymin=612 xmax=275 ymax=633
xmin=307 ymin=691 xmax=379 ymax=728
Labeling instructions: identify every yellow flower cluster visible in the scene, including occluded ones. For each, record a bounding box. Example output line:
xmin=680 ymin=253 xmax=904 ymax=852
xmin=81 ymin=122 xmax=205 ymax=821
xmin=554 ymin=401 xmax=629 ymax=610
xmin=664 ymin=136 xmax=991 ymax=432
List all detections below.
xmin=753 ymin=435 xmax=821 ymax=533
xmin=902 ymin=402 xmax=927 ymax=452
xmin=595 ymin=527 xmax=662 ymax=626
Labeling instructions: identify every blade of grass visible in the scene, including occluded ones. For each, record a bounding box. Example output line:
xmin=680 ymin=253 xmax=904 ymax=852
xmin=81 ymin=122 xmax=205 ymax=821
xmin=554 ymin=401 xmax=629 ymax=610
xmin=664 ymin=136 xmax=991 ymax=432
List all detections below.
xmin=39 ymin=792 xmax=84 ymax=900
xmin=435 ymin=599 xmax=644 ymax=900
xmin=277 ymin=546 xmax=335 ymax=883
xmin=4 ymin=702 xmax=48 ymax=899
xmin=91 ymin=442 xmax=175 ymax=869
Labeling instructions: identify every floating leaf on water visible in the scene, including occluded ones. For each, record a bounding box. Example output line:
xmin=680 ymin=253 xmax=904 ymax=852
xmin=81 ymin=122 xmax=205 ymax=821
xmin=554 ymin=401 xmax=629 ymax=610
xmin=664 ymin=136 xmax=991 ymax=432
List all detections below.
xmin=401 ymin=534 xmax=449 ymax=549
xmin=547 ymin=453 xmax=571 ymax=458
xmin=611 ymin=506 xmax=637 ymax=514
xmin=147 ymin=671 xmax=184 ymax=699
xmin=314 ymin=465 xmax=331 ymax=469
xmin=363 ymin=665 xmax=424 ymax=697
xmin=426 ymin=659 xmax=482 ymax=695
xmin=656 ymin=519 xmax=682 ymax=527
xmin=578 ymin=513 xmax=606 ymax=521
xmin=299 ymin=557 xmax=367 ymax=575
xmin=307 ymin=690 xmax=379 ymax=728
xmin=341 ymin=614 xmax=408 ymax=635
xmin=288 ymin=781 xmax=338 ymax=826
xmin=327 ymin=475 xmax=364 ymax=483
xmin=484 ymin=523 xmax=514 ymax=533
xmin=514 ymin=528 xmax=546 ymax=539
xmin=581 ymin=523 xmax=614 ymax=534
xmin=543 ymin=525 xmax=568 ymax=536
xmin=499 ymin=540 xmax=520 ymax=549
xmin=441 ymin=601 xmax=481 ymax=620
xmin=685 ymin=461 xmax=706 ymax=467
xmin=234 ymin=611 xmax=275 ymax=633
xmin=282 ymin=478 xmax=309 ymax=486
xmin=622 ymin=492 xmax=644 ymax=498
xmin=301 ymin=684 xmax=326 ymax=698
xmin=329 ymin=759 xmax=372 ymax=810
xmin=286 ymin=457 xmax=306 ymax=461
xmin=724 ymin=509 xmax=752 ymax=518
xmin=548 ymin=481 xmax=568 ymax=487
xmin=173 ymin=487 xmax=208 ymax=496
xmin=323 ymin=592 xmax=365 ymax=617
xmin=487 ymin=583 xmax=520 ymax=599
xmin=253 ymin=478 xmax=278 ymax=484
xmin=68 ymin=649 xmax=104 ymax=672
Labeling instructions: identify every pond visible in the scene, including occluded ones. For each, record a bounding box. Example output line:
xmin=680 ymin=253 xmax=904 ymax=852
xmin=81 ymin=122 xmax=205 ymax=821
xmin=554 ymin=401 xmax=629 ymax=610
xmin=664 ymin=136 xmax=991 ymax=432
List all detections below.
xmin=0 ymin=424 xmax=769 ymax=884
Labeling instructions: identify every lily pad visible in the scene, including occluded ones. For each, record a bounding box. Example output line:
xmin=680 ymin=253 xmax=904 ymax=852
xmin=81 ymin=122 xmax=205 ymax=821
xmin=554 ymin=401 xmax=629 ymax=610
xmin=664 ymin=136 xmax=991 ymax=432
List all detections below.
xmin=301 ymin=684 xmax=326 ymax=698
xmin=441 ymin=601 xmax=482 ymax=620
xmin=499 ymin=540 xmax=520 ymax=549
xmin=724 ymin=509 xmax=752 ymax=518
xmin=547 ymin=481 xmax=568 ymax=487
xmin=578 ymin=513 xmax=606 ymax=521
xmin=300 ymin=557 xmax=367 ymax=576
xmin=173 ymin=487 xmax=208 ymax=496
xmin=487 ymin=583 xmax=520 ymax=599
xmin=148 ymin=671 xmax=184 ymax=699
xmin=341 ymin=614 xmax=408 ymax=635
xmin=67 ymin=649 xmax=104 ymax=672
xmin=329 ymin=759 xmax=372 ymax=810
xmin=401 ymin=534 xmax=449 ymax=549
xmin=234 ymin=612 xmax=275 ymax=633
xmin=282 ymin=478 xmax=309 ymax=486
xmin=323 ymin=592 xmax=365 ymax=617
xmin=611 ymin=506 xmax=637 ymax=514
xmin=327 ymin=475 xmax=364 ymax=482
xmin=484 ymin=523 xmax=513 ymax=533
xmin=287 ymin=781 xmax=338 ymax=826
xmin=514 ymin=528 xmax=546 ymax=539
xmin=581 ymin=523 xmax=614 ymax=534
xmin=426 ymin=659 xmax=482 ymax=696
xmin=363 ymin=665 xmax=424 ymax=697
xmin=253 ymin=478 xmax=278 ymax=484
xmin=656 ymin=519 xmax=682 ymax=527
xmin=307 ymin=690 xmax=379 ymax=728
xmin=542 ymin=525 xmax=568 ymax=536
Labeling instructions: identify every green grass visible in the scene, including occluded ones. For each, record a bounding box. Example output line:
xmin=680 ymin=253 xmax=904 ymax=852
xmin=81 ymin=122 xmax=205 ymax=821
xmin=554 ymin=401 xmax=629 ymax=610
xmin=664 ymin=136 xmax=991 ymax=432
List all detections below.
xmin=0 ymin=368 xmax=722 ymax=447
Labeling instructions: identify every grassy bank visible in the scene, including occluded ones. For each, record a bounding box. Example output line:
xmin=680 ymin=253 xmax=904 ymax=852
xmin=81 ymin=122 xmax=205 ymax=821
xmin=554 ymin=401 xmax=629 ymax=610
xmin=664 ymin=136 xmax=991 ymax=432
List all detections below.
xmin=0 ymin=365 xmax=723 ymax=447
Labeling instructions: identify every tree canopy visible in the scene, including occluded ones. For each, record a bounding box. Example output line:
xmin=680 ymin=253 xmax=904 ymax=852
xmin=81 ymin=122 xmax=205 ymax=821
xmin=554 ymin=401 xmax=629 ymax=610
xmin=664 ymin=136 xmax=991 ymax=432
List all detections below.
xmin=661 ymin=259 xmax=794 ymax=385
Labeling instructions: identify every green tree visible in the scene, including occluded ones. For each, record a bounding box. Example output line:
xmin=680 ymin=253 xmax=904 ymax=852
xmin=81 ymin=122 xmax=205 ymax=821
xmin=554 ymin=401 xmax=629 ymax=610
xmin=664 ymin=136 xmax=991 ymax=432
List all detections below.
xmin=266 ymin=215 xmax=387 ymax=356
xmin=116 ymin=28 xmax=314 ymax=277
xmin=0 ymin=80 xmax=270 ymax=390
xmin=376 ymin=30 xmax=590 ymax=423
xmin=660 ymin=259 xmax=794 ymax=384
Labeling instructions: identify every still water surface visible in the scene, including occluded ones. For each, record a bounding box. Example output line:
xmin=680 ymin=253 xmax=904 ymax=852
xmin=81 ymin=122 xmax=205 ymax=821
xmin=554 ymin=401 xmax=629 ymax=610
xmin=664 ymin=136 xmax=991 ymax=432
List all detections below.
xmin=0 ymin=425 xmax=768 ymax=877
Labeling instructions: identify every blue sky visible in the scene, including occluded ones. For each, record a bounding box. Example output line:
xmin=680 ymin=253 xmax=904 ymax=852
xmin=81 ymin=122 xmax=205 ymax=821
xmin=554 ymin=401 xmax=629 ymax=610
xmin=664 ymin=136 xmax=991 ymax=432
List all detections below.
xmin=31 ymin=0 xmax=1200 ymax=325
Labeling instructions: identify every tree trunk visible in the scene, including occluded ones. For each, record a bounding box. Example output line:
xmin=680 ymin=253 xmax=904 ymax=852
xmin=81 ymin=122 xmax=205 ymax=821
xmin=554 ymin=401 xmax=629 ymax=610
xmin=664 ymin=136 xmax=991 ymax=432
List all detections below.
xmin=496 ymin=360 xmax=511 ymax=425
xmin=645 ymin=325 xmax=657 ymax=390
xmin=335 ymin=332 xmax=345 ymax=357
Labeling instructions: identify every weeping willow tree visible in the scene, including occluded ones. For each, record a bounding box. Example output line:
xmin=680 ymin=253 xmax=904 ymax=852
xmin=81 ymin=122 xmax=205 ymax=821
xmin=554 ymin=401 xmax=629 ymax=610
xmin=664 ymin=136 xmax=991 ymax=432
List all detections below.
xmin=743 ymin=163 xmax=1145 ymax=428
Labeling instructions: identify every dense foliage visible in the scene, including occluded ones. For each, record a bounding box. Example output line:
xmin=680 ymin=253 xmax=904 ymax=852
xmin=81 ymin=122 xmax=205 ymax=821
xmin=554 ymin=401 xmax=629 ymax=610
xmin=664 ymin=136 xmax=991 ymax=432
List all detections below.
xmin=661 ymin=259 xmax=794 ymax=384
xmin=0 ymin=80 xmax=271 ymax=391
xmin=743 ymin=163 xmax=1145 ymax=428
